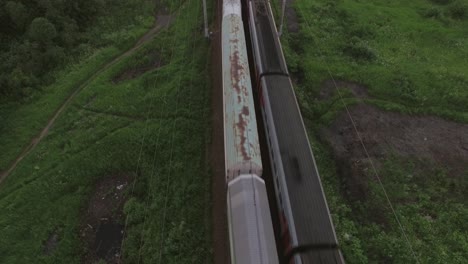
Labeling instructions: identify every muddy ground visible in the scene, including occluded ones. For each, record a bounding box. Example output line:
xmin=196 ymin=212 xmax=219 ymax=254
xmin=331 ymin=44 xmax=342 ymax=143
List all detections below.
xmin=80 ymin=174 xmax=131 ymax=264
xmin=319 ymin=82 xmax=468 ymax=200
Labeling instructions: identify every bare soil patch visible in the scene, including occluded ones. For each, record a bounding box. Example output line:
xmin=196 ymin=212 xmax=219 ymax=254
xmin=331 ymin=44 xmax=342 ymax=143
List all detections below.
xmin=80 ymin=173 xmax=131 ymax=264
xmin=43 ymin=231 xmax=59 ymax=255
xmin=319 ymin=79 xmax=369 ymax=100
xmin=321 ymin=104 xmax=468 ymax=200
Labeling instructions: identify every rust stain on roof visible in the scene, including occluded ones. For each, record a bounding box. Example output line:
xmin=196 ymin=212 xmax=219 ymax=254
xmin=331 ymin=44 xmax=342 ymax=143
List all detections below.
xmin=235 ymin=106 xmax=251 ymax=161
xmin=230 ymin=50 xmax=242 ymax=95
xmin=225 ymin=15 xmax=255 ymax=162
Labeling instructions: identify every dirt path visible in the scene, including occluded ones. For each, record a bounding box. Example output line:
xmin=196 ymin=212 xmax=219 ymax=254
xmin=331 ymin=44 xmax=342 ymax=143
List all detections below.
xmin=0 ymin=14 xmax=173 ymax=185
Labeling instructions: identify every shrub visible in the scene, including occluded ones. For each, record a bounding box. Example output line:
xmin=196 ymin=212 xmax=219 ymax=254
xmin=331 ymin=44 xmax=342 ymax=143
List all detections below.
xmin=430 ymin=0 xmax=453 ymax=5
xmin=349 ymin=24 xmax=376 ymax=39
xmin=391 ymin=74 xmax=417 ymax=102
xmin=28 ymin=17 xmax=57 ymax=43
xmin=343 ymin=36 xmax=377 ymax=61
xmin=448 ymin=1 xmax=468 ymax=19
xmin=5 ymin=1 xmax=28 ymax=31
xmin=423 ymin=7 xmax=445 ymax=18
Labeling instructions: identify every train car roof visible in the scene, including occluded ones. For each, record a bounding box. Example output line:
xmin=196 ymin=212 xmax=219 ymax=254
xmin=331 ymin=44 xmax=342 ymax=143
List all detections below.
xmin=249 ymin=2 xmax=288 ymax=75
xmin=300 ymin=250 xmax=344 ymax=263
xmin=227 ymin=175 xmax=279 ymax=264
xmin=249 ymin=1 xmax=344 ymax=262
xmin=264 ymin=75 xmax=340 ymax=249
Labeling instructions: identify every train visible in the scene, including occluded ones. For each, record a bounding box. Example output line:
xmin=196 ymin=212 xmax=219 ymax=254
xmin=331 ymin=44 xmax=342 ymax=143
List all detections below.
xmin=246 ymin=0 xmax=345 ymax=263
xmin=222 ymin=0 xmax=345 ymax=263
xmin=222 ymin=0 xmax=278 ymax=263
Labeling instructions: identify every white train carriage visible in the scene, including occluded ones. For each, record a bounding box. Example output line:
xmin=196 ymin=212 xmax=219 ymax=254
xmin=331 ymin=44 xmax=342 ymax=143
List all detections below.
xmin=227 ymin=175 xmax=278 ymax=264
xmin=222 ymin=1 xmax=278 ymax=263
xmin=222 ymin=0 xmax=262 ymax=182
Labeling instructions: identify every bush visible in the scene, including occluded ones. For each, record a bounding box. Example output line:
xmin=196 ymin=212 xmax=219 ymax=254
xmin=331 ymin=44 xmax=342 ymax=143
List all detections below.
xmin=391 ymin=74 xmax=417 ymax=102
xmin=123 ymin=197 xmax=145 ymax=225
xmin=430 ymin=0 xmax=453 ymax=4
xmin=7 ymin=68 xmax=37 ymax=93
xmin=423 ymin=7 xmax=445 ymax=18
xmin=343 ymin=36 xmax=377 ymax=61
xmin=448 ymin=1 xmax=468 ymax=19
xmin=0 ymin=0 xmax=112 ymax=98
xmin=42 ymin=46 xmax=66 ymax=69
xmin=5 ymin=1 xmax=28 ymax=31
xmin=349 ymin=24 xmax=376 ymax=39
xmin=28 ymin=17 xmax=57 ymax=43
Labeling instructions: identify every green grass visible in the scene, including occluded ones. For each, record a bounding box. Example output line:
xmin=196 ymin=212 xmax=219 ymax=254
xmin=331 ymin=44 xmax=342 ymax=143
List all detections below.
xmin=279 ymin=0 xmax=468 ymax=263
xmin=285 ymin=0 xmax=468 ymax=123
xmin=309 ymin=139 xmax=468 ymax=263
xmin=0 ymin=0 xmax=212 ymax=263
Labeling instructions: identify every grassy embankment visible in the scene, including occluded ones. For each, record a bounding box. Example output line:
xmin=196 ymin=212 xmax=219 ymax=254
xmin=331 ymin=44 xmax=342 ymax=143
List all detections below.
xmin=0 ymin=0 xmax=212 ymax=263
xmin=0 ymin=0 xmax=154 ymax=171
xmin=279 ymin=0 xmax=467 ymax=263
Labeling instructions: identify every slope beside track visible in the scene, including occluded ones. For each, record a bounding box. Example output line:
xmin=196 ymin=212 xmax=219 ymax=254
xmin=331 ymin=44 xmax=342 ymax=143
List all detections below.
xmin=211 ymin=0 xmax=231 ymax=263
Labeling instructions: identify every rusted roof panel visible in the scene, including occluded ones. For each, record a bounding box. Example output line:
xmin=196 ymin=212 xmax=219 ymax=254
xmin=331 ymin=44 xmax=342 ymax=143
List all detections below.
xmin=222 ymin=14 xmax=262 ymax=182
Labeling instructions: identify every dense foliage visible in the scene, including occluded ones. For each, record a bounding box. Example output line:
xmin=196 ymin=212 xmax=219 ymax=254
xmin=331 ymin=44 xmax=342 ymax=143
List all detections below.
xmin=0 ymin=0 xmax=121 ymax=97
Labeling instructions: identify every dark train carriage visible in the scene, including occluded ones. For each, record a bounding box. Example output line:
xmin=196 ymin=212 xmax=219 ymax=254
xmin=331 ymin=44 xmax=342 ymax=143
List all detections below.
xmin=247 ymin=1 xmax=345 ymax=263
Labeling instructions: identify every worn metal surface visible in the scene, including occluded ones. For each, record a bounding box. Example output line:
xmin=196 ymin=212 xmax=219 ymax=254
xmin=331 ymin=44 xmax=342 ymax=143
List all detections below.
xmin=227 ymin=174 xmax=279 ymax=264
xmin=223 ymin=0 xmax=242 ymax=17
xmin=222 ymin=11 xmax=262 ymax=182
xmin=262 ymin=75 xmax=344 ymax=263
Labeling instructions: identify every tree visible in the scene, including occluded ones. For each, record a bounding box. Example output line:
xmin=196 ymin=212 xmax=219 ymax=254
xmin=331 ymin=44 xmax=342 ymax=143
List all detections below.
xmin=28 ymin=17 xmax=57 ymax=43
xmin=5 ymin=1 xmax=28 ymax=31
xmin=65 ymin=0 xmax=105 ymax=26
xmin=7 ymin=67 xmax=37 ymax=96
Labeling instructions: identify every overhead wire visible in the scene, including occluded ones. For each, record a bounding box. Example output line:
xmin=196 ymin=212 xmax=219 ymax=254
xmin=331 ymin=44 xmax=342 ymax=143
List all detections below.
xmin=172 ymin=6 xmax=205 ymax=262
xmin=118 ymin=0 xmax=186 ymax=261
xmin=134 ymin=1 xmax=187 ymax=262
xmin=278 ymin=0 xmax=287 ymax=36
xmin=155 ymin=0 xmax=203 ymax=262
xmin=292 ymin=1 xmax=421 ymax=263
xmin=127 ymin=0 xmax=208 ymax=262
